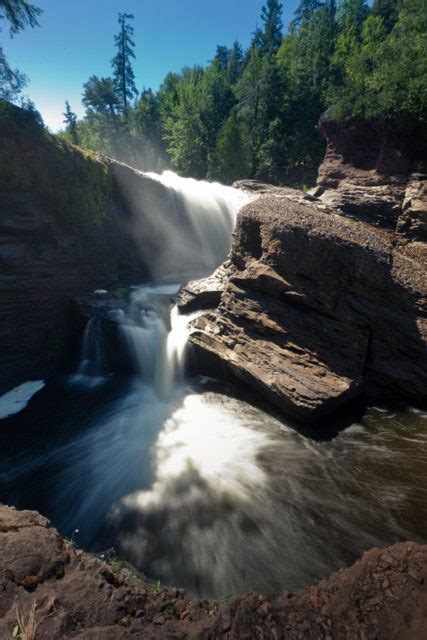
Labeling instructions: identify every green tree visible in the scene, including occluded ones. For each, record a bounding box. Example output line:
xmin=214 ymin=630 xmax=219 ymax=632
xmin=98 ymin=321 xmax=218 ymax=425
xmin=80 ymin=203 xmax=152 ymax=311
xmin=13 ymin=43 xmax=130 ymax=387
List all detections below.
xmin=235 ymin=45 xmax=263 ymax=176
xmin=0 ymin=48 xmax=26 ymax=100
xmin=63 ymin=100 xmax=78 ymax=144
xmin=111 ymin=12 xmax=138 ymax=117
xmin=371 ymin=0 xmax=400 ymax=32
xmin=227 ymin=40 xmax=244 ymax=84
xmin=261 ymin=0 xmax=284 ymax=52
xmin=0 ymin=0 xmax=42 ymax=35
xmin=210 ymin=109 xmax=250 ymax=183
xmin=0 ymin=0 xmax=42 ymax=102
xmin=329 ymin=0 xmax=426 ymax=122
xmin=82 ymin=75 xmax=121 ymax=115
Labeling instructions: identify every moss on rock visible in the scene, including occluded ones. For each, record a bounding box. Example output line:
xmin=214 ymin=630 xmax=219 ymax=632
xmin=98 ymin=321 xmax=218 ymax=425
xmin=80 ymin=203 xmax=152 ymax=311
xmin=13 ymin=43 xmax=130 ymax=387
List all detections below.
xmin=0 ymin=99 xmax=111 ymax=228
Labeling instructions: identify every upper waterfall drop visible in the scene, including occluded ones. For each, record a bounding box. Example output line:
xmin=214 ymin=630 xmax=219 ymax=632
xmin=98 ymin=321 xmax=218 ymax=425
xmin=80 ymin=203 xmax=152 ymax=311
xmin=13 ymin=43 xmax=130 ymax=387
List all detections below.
xmin=114 ymin=165 xmax=252 ymax=283
xmin=143 ymin=170 xmax=251 ymax=279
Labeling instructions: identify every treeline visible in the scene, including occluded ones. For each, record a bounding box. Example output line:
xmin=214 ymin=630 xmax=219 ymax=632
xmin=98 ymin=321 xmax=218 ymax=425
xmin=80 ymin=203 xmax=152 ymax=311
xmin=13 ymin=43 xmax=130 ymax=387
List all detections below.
xmin=1 ymin=1 xmax=425 ymax=187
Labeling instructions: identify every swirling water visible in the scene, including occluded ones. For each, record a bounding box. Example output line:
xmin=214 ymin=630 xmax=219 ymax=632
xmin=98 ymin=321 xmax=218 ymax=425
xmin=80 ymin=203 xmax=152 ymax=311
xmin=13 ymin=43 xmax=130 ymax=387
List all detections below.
xmin=0 ymin=172 xmax=425 ymax=598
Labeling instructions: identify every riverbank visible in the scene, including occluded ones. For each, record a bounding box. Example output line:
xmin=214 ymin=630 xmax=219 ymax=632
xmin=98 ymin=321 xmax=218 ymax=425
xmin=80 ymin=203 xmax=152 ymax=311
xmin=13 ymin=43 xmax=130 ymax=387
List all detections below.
xmin=0 ymin=504 xmax=425 ymax=639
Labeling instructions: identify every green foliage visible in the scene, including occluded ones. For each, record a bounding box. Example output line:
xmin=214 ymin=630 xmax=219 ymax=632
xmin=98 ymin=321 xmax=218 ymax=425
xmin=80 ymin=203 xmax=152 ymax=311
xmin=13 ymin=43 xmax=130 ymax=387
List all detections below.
xmin=329 ymin=0 xmax=427 ymax=121
xmin=54 ymin=0 xmax=426 ymax=186
xmin=209 ymin=109 xmax=250 ymax=183
xmin=0 ymin=0 xmax=41 ymax=102
xmin=0 ymin=0 xmax=42 ymax=36
xmin=261 ymin=0 xmax=284 ymax=53
xmin=0 ymin=100 xmax=111 ymax=228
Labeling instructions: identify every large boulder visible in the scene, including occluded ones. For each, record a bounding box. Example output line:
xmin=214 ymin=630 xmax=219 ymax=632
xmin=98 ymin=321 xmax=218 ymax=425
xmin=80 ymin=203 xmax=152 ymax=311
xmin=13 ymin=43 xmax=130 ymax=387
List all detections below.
xmin=0 ymin=504 xmax=425 ymax=639
xmin=185 ymin=193 xmax=426 ymax=423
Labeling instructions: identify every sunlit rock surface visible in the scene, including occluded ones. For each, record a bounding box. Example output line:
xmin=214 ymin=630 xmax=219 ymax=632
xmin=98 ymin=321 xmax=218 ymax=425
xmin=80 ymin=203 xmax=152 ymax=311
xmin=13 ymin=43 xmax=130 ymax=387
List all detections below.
xmin=186 ymin=192 xmax=427 ymax=423
xmin=0 ymin=504 xmax=425 ymax=639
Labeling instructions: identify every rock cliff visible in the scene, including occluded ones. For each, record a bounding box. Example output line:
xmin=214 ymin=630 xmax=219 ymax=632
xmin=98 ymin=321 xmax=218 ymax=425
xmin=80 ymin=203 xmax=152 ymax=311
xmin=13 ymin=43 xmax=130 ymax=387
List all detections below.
xmin=312 ymin=111 xmax=427 ymax=243
xmin=0 ymin=504 xmax=425 ymax=639
xmin=181 ymin=115 xmax=427 ymax=423
xmin=0 ymin=102 xmax=188 ymax=393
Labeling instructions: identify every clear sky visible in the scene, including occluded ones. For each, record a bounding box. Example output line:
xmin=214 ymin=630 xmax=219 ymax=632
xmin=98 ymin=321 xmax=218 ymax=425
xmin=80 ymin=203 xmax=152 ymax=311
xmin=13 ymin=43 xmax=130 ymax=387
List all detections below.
xmin=2 ymin=0 xmax=300 ymax=131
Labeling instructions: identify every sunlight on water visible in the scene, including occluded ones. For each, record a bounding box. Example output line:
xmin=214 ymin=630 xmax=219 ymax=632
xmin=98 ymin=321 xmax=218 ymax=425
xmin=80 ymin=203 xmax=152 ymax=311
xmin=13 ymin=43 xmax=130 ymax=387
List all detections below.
xmin=122 ymin=394 xmax=269 ymax=510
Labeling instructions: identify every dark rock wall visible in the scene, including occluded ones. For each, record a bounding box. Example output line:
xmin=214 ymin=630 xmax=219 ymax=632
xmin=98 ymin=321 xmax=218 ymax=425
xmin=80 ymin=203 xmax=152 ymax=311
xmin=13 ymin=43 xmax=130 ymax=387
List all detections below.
xmin=0 ymin=103 xmax=149 ymax=392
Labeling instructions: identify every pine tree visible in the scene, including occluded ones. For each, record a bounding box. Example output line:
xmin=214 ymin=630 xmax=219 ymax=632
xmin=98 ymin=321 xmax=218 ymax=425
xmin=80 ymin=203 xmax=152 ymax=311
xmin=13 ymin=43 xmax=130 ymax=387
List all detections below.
xmin=82 ymin=76 xmax=121 ymax=115
xmin=227 ymin=40 xmax=244 ymax=84
xmin=371 ymin=0 xmax=400 ymax=31
xmin=214 ymin=46 xmax=230 ymax=70
xmin=63 ymin=100 xmax=79 ymax=144
xmin=0 ymin=0 xmax=42 ymax=36
xmin=291 ymin=0 xmax=323 ymax=29
xmin=0 ymin=0 xmax=42 ymax=102
xmin=261 ymin=0 xmax=284 ymax=53
xmin=111 ymin=12 xmax=138 ymax=117
xmin=211 ymin=110 xmax=250 ymax=183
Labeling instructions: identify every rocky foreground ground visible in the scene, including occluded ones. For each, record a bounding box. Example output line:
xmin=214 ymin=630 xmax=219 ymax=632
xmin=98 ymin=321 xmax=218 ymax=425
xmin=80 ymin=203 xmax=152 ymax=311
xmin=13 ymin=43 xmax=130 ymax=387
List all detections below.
xmin=0 ymin=505 xmax=426 ymax=639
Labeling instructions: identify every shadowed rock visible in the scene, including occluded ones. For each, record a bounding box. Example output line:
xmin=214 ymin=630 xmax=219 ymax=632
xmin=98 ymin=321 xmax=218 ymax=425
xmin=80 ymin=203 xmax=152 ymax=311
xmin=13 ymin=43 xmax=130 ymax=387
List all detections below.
xmin=0 ymin=505 xmax=425 ymax=639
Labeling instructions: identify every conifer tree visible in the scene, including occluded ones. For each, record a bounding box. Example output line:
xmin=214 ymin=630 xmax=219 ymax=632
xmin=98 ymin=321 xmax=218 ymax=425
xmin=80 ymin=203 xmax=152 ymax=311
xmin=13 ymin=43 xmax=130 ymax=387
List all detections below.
xmin=261 ymin=0 xmax=284 ymax=53
xmin=0 ymin=0 xmax=42 ymax=101
xmin=63 ymin=100 xmax=78 ymax=144
xmin=111 ymin=12 xmax=138 ymax=117
xmin=0 ymin=0 xmax=42 ymax=35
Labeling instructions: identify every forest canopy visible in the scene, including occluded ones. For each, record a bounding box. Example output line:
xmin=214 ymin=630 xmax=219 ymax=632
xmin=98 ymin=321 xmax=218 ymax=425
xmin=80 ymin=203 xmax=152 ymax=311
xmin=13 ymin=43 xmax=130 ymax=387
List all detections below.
xmin=2 ymin=0 xmax=426 ymax=186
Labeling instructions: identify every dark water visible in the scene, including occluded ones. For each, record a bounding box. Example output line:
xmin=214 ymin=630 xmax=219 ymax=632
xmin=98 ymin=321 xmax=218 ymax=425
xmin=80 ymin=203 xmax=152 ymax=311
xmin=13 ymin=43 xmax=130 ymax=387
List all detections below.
xmin=1 ymin=372 xmax=426 ymax=598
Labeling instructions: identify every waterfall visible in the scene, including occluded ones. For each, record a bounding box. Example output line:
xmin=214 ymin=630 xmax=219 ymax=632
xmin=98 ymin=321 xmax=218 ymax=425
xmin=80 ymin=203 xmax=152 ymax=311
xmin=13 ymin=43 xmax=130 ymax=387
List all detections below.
xmin=71 ymin=317 xmax=107 ymax=386
xmin=116 ymin=168 xmax=252 ymax=282
xmin=74 ymin=171 xmax=251 ymax=391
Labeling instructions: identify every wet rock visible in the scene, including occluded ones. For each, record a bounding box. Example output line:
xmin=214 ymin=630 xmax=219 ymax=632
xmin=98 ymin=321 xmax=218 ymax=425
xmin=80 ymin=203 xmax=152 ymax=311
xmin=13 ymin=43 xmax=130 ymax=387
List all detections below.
xmin=177 ymin=263 xmax=230 ymax=313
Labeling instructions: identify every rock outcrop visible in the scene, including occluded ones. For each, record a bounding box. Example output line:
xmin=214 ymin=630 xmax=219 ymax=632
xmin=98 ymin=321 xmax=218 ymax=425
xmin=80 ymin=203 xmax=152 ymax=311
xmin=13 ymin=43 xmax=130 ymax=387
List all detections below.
xmin=312 ymin=111 xmax=427 ymax=241
xmin=0 ymin=504 xmax=425 ymax=639
xmin=0 ymin=102 xmax=206 ymax=393
xmin=183 ymin=190 xmax=426 ymax=423
xmin=0 ymin=102 xmax=151 ymax=392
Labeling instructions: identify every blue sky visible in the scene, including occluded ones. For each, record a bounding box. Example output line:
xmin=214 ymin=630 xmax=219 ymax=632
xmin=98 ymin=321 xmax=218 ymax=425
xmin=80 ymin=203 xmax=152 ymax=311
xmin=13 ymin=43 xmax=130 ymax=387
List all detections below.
xmin=2 ymin=0 xmax=300 ymax=131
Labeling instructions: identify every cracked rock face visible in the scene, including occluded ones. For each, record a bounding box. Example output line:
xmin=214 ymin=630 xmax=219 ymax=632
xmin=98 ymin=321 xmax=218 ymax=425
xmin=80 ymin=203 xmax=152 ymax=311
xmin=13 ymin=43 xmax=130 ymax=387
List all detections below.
xmin=184 ymin=193 xmax=426 ymax=423
xmin=0 ymin=504 xmax=426 ymax=639
xmin=314 ymin=112 xmax=427 ymax=240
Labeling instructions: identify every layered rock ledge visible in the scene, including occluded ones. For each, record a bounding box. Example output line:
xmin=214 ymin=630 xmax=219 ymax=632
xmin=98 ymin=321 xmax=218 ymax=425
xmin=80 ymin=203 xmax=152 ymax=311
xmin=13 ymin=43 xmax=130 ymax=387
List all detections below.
xmin=182 ymin=192 xmax=427 ymax=423
xmin=0 ymin=505 xmax=425 ymax=639
xmin=312 ymin=111 xmax=427 ymax=243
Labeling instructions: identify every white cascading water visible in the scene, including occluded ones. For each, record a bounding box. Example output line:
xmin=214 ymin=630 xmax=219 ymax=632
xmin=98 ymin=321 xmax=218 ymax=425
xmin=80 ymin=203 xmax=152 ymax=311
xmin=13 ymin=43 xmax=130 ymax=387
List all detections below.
xmin=76 ymin=170 xmax=252 ymax=393
xmin=71 ymin=317 xmax=107 ymax=387
xmin=126 ymin=170 xmax=251 ymax=282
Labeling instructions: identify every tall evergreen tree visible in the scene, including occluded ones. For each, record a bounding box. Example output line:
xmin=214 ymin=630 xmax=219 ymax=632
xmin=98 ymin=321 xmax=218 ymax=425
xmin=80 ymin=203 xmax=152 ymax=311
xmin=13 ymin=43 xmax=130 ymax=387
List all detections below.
xmin=227 ymin=40 xmax=244 ymax=84
xmin=291 ymin=0 xmax=323 ymax=29
xmin=371 ymin=0 xmax=400 ymax=31
xmin=111 ymin=12 xmax=138 ymax=117
xmin=63 ymin=100 xmax=78 ymax=144
xmin=214 ymin=45 xmax=230 ymax=70
xmin=261 ymin=0 xmax=284 ymax=52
